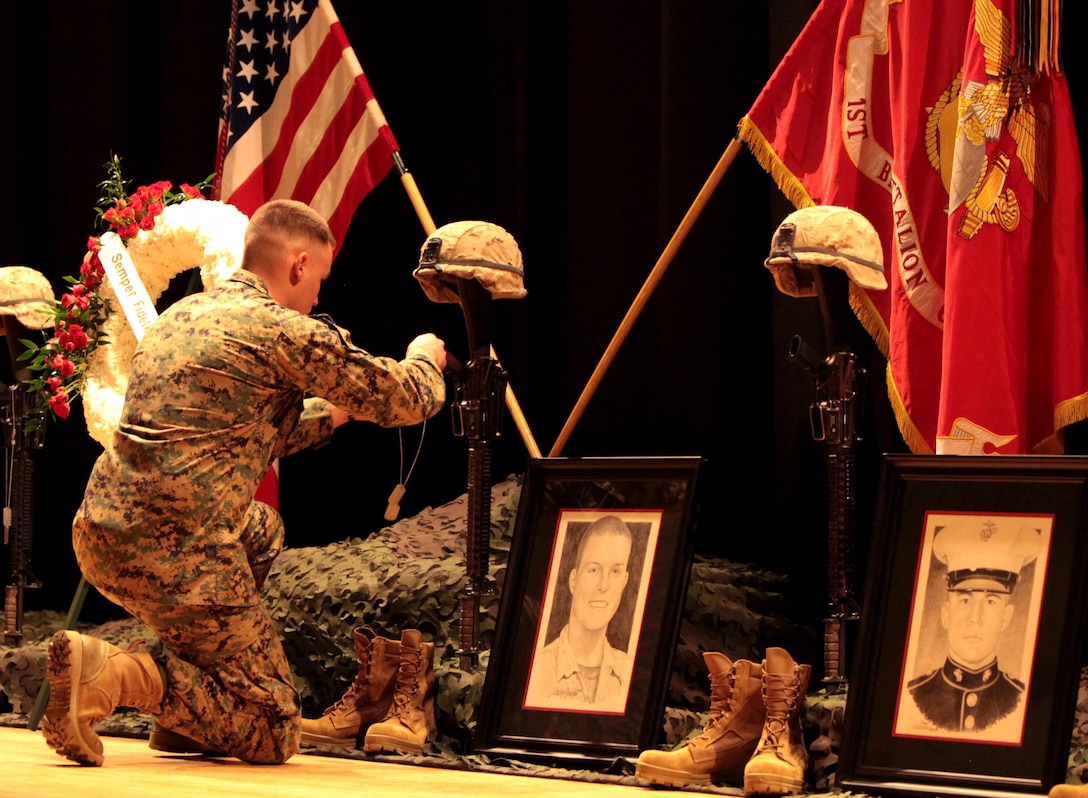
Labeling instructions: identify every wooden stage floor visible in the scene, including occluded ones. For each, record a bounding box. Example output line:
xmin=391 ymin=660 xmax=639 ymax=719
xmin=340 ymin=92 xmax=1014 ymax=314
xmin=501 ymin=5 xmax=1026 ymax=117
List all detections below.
xmin=0 ymin=725 xmax=660 ymax=798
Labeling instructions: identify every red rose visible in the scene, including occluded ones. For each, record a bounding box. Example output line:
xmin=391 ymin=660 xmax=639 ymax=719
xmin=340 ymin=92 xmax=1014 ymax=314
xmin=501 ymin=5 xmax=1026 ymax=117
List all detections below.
xmin=77 ymin=266 xmax=99 ymax=289
xmin=83 ymin=251 xmax=102 ymax=271
xmin=48 ymin=392 xmax=70 ymax=420
xmin=57 ymin=357 xmax=75 ymax=377
xmin=61 ymin=294 xmax=89 ymax=312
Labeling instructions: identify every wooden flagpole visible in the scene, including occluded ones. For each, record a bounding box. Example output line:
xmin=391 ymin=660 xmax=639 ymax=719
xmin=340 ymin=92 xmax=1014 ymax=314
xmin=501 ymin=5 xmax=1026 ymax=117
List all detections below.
xmin=548 ymin=136 xmax=744 ymax=457
xmin=393 ymin=153 xmax=542 ymax=459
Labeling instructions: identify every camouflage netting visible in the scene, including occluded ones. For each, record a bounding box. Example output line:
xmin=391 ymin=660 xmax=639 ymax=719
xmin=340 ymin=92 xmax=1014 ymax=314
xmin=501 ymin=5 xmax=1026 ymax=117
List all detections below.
xmin=1065 ymin=666 xmax=1088 ymax=784
xmin=260 ymin=473 xmax=819 ymax=755
xmin=7 ymin=473 xmax=1085 ymax=794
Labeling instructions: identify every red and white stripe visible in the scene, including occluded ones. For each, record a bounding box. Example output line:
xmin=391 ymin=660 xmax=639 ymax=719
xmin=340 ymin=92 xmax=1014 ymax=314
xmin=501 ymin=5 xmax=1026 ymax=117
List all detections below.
xmin=217 ymin=0 xmax=398 ymax=253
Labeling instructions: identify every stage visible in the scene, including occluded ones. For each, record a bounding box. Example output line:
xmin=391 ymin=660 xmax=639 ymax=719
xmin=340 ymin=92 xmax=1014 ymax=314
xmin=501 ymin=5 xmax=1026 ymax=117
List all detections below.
xmin=0 ymin=725 xmax=663 ymax=798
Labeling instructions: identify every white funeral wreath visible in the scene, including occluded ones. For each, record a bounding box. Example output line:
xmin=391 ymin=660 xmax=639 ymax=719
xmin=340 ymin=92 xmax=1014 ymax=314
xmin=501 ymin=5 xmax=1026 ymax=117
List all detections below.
xmin=82 ymin=198 xmax=249 ymax=447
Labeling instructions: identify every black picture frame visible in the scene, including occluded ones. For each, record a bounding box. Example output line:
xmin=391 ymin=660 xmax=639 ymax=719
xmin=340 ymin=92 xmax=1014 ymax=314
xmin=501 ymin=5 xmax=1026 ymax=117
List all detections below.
xmin=838 ymin=454 xmax=1088 ymax=798
xmin=473 ymin=456 xmax=703 ymax=766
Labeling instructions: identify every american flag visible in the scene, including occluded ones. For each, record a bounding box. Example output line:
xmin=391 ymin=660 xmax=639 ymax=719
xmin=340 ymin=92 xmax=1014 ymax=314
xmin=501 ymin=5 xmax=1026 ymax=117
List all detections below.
xmin=215 ymin=0 xmax=402 ymax=508
xmin=215 ymin=0 xmax=400 ymax=253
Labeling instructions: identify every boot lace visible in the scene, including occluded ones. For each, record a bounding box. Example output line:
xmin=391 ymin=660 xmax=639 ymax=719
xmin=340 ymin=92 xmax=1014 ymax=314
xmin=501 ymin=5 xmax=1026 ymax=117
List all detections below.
xmin=758 ymin=668 xmax=802 ymax=756
xmin=323 ymin=661 xmax=370 ymax=716
xmin=702 ymin=669 xmax=736 ymax=733
xmin=388 ymin=646 xmax=421 ymax=721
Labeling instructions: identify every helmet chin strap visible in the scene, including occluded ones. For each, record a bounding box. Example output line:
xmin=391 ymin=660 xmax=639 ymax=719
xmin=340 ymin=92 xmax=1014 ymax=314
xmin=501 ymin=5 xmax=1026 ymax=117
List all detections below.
xmin=384 ymin=275 xmax=498 ymax=524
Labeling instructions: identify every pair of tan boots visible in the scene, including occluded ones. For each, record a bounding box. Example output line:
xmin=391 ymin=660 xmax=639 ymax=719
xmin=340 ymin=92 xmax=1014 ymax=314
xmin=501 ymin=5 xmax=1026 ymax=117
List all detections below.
xmin=301 ymin=627 xmax=436 ymax=754
xmin=636 ymin=647 xmax=812 ymax=795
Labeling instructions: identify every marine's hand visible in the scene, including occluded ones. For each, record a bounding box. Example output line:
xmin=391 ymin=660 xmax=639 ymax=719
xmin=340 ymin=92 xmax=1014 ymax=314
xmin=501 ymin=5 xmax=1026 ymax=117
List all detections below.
xmin=408 ymin=333 xmax=447 ymax=373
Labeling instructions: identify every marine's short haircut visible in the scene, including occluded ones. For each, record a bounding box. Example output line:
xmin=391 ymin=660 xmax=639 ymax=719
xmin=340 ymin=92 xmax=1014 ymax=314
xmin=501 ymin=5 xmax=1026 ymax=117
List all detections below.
xmin=244 ymin=199 xmax=336 ymax=253
xmin=575 ymin=515 xmax=632 ymax=568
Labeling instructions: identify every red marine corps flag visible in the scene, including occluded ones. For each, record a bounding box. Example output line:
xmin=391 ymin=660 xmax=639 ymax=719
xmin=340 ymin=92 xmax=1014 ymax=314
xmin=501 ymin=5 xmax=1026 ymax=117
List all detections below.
xmin=215 ymin=0 xmax=402 ymax=505
xmin=740 ymin=0 xmax=1088 ymax=454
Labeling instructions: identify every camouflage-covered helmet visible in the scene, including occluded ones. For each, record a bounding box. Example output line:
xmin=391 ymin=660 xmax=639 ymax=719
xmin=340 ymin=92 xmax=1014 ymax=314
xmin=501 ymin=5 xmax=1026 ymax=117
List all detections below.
xmin=764 ymin=205 xmax=886 ymax=297
xmin=415 ymin=221 xmax=525 ymax=304
xmin=0 ymin=266 xmax=55 ymax=330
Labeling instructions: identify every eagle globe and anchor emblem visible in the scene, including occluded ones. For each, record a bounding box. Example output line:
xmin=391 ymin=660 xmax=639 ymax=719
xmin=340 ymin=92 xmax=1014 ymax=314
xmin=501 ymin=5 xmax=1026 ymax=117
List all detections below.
xmin=923 ymin=0 xmax=1050 ymax=241
xmin=925 ymin=0 xmax=1053 ymax=455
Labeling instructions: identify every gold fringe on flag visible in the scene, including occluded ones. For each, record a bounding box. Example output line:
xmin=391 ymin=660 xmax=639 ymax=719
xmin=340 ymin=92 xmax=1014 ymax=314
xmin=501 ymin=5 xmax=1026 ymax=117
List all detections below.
xmin=1055 ymin=391 xmax=1088 ymax=432
xmin=848 ymin=284 xmax=889 ymax=358
xmin=1033 ymin=391 xmax=1088 ymax=453
xmin=736 ymin=116 xmax=815 ymax=211
xmin=850 ymin=285 xmax=945 ymax=454
xmin=885 ymin=364 xmax=933 ymax=454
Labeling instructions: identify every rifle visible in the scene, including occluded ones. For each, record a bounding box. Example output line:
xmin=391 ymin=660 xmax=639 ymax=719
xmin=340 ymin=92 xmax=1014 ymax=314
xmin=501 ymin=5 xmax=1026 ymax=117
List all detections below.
xmin=789 ymin=334 xmax=863 ymax=687
xmin=2 ymin=316 xmax=43 ymax=646
xmin=449 ymin=277 xmax=507 ymax=670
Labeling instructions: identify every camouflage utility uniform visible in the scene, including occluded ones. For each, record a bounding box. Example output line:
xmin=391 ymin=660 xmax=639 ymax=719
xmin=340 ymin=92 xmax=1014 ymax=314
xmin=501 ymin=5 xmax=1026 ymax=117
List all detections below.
xmin=72 ymin=270 xmax=445 ymax=763
xmin=528 ymin=624 xmax=630 ymax=706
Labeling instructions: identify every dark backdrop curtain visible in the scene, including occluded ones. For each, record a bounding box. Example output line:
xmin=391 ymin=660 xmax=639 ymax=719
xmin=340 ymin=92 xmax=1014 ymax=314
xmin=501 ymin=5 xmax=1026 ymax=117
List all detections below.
xmin=8 ymin=0 xmax=1080 ymax=650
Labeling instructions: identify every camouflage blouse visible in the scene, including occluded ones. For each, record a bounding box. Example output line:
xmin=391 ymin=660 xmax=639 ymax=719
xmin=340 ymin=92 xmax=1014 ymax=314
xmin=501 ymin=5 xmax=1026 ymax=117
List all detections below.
xmin=72 ymin=269 xmax=445 ymax=608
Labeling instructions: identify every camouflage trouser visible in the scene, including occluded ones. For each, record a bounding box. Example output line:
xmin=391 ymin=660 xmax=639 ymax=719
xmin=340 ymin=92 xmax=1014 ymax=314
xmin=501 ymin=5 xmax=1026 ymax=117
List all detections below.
xmin=126 ymin=599 xmax=301 ymax=764
xmin=79 ymin=501 xmax=300 ymax=764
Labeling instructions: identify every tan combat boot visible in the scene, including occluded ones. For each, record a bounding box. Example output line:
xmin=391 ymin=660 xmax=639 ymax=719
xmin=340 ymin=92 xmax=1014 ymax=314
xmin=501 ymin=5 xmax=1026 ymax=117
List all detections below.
xmin=301 ymin=627 xmax=402 ymax=748
xmin=42 ymin=630 xmax=164 ymax=766
xmin=1050 ymin=785 xmax=1088 ymax=797
xmin=636 ymin=651 xmax=765 ymax=787
xmin=743 ymin=647 xmax=812 ymax=795
xmin=362 ymin=629 xmax=436 ymax=755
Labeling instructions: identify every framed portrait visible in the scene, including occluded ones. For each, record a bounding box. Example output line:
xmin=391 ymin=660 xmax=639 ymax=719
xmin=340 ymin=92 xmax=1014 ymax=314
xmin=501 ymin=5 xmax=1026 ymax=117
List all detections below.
xmin=838 ymin=454 xmax=1088 ymax=798
xmin=474 ymin=456 xmax=703 ymax=765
